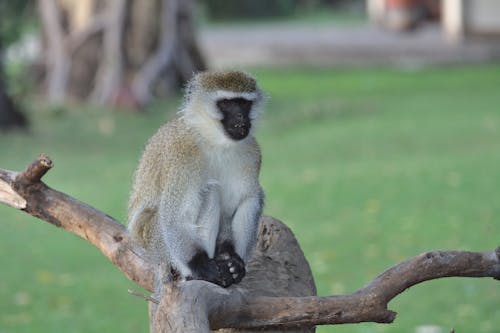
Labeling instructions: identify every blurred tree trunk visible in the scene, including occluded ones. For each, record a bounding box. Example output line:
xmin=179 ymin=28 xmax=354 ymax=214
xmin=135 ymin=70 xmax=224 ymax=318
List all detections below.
xmin=0 ymin=42 xmax=27 ymax=131
xmin=37 ymin=0 xmax=205 ymax=108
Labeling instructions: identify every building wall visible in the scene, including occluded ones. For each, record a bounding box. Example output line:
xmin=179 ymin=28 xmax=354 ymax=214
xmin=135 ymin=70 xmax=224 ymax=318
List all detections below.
xmin=467 ymin=0 xmax=500 ymax=33
xmin=368 ymin=0 xmax=500 ymax=40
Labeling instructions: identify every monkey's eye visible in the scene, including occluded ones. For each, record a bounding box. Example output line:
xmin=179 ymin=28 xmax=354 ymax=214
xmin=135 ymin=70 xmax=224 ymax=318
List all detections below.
xmin=240 ymin=99 xmax=252 ymax=108
xmin=217 ymin=99 xmax=235 ymax=111
xmin=218 ymin=99 xmax=231 ymax=108
xmin=217 ymin=98 xmax=252 ymax=112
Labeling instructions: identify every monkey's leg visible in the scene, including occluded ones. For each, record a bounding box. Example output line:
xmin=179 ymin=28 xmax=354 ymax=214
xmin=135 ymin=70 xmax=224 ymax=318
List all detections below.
xmin=213 ymin=194 xmax=263 ymax=286
xmin=231 ymin=194 xmax=263 ymax=262
xmin=160 ymin=221 xmax=223 ymax=286
xmin=185 ymin=182 xmax=233 ymax=287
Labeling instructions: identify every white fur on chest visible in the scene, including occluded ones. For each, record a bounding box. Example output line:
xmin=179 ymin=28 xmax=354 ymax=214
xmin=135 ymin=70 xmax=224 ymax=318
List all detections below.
xmin=203 ymin=143 xmax=253 ymax=216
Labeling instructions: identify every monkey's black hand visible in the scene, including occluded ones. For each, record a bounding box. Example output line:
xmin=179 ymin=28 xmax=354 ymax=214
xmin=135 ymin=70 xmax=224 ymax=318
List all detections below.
xmin=188 ymin=251 xmax=224 ymax=286
xmin=215 ymin=242 xmax=246 ymax=286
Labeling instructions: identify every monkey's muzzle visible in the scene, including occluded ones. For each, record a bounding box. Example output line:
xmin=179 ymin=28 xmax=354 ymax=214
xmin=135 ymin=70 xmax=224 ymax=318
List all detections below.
xmin=226 ymin=120 xmax=250 ymax=140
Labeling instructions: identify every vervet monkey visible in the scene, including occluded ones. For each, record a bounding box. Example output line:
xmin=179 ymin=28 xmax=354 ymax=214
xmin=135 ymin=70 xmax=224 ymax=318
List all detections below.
xmin=128 ymin=70 xmax=265 ymax=287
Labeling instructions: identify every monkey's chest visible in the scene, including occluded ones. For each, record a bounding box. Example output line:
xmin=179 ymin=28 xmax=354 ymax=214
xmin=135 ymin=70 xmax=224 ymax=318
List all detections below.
xmin=205 ymin=156 xmax=252 ymax=215
xmin=217 ymin=170 xmax=249 ymax=210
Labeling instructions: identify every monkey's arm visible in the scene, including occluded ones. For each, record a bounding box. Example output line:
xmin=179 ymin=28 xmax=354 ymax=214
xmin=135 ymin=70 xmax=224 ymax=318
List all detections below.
xmin=191 ymin=181 xmax=221 ymax=259
xmin=156 ymin=181 xmax=221 ymax=280
xmin=231 ymin=189 xmax=264 ymax=262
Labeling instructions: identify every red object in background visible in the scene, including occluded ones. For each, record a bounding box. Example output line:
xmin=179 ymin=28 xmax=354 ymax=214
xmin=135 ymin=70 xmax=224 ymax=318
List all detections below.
xmin=111 ymin=85 xmax=140 ymax=110
xmin=386 ymin=0 xmax=441 ymax=18
xmin=383 ymin=0 xmax=423 ymax=31
xmin=386 ymin=0 xmax=420 ymax=8
xmin=423 ymin=0 xmax=441 ymax=21
xmin=374 ymin=0 xmax=441 ymax=31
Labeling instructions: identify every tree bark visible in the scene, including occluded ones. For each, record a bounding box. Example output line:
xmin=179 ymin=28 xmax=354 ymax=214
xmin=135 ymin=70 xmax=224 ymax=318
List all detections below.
xmin=0 ymin=154 xmax=499 ymax=332
xmin=36 ymin=0 xmax=205 ymax=107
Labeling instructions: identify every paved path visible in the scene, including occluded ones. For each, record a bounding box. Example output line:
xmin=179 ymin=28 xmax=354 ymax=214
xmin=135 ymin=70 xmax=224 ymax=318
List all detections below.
xmin=200 ymin=23 xmax=500 ymax=68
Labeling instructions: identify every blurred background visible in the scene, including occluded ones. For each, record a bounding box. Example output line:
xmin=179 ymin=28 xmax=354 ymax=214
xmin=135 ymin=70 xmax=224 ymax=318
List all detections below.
xmin=0 ymin=0 xmax=499 ymax=332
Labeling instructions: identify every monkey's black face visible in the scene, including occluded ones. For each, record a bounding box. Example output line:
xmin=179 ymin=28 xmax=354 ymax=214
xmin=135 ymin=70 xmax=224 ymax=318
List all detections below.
xmin=217 ymin=98 xmax=253 ymax=141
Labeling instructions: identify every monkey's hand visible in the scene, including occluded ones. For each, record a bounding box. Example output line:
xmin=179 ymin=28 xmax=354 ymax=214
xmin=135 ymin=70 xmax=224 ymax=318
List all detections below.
xmin=187 ymin=246 xmax=246 ymax=288
xmin=188 ymin=251 xmax=226 ymax=287
xmin=215 ymin=242 xmax=246 ymax=287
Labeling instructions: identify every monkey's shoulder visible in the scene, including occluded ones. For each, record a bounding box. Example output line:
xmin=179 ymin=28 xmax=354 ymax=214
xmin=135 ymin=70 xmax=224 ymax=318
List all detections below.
xmin=144 ymin=119 xmax=203 ymax=165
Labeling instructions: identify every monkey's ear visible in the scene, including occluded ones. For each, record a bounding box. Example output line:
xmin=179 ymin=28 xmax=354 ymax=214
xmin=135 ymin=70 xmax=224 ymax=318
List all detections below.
xmin=183 ymin=79 xmax=198 ymax=102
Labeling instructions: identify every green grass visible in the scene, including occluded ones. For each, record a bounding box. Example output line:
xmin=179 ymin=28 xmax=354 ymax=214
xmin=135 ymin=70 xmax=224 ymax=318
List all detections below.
xmin=204 ymin=9 xmax=367 ymax=28
xmin=1 ymin=64 xmax=500 ymax=333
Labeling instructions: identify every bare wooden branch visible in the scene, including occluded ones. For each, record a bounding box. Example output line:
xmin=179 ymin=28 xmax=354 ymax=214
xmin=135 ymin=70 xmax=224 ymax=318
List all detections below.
xmin=1 ymin=155 xmax=155 ymax=290
xmin=213 ymin=248 xmax=500 ymax=330
xmin=0 ymin=155 xmax=498 ymax=333
xmin=145 ymin=247 xmax=500 ymax=332
xmin=129 ymin=289 xmax=159 ymax=304
xmin=19 ymin=153 xmax=53 ymax=183
xmin=0 ymin=175 xmax=26 ymax=209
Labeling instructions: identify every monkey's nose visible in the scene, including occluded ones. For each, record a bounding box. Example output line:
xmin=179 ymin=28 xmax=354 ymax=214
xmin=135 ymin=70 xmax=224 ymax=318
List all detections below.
xmin=233 ymin=121 xmax=249 ymax=129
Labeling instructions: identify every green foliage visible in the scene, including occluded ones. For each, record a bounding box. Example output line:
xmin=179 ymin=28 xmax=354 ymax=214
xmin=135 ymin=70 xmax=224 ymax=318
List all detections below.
xmin=0 ymin=0 xmax=32 ymax=46
xmin=0 ymin=0 xmax=34 ymax=110
xmin=201 ymin=0 xmax=365 ymax=22
xmin=1 ymin=64 xmax=499 ymax=332
xmin=202 ymin=0 xmax=300 ymax=20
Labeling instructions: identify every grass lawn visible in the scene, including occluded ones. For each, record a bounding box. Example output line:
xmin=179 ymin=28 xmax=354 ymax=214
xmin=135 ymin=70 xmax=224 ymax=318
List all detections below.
xmin=1 ymin=64 xmax=499 ymax=333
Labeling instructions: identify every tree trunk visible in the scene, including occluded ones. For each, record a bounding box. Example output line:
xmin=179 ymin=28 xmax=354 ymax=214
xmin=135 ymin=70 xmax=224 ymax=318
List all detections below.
xmin=37 ymin=0 xmax=205 ymax=108
xmin=216 ymin=217 xmax=317 ymax=333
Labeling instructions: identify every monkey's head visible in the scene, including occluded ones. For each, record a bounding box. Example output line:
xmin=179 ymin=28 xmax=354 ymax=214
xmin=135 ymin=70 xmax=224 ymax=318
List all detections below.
xmin=181 ymin=70 xmax=265 ymax=144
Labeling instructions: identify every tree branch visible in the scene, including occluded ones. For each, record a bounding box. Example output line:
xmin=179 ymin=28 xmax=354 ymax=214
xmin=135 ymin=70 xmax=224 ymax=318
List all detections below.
xmin=1 ymin=155 xmax=498 ymax=333
xmin=150 ymin=243 xmax=500 ymax=332
xmin=0 ymin=154 xmax=155 ymax=291
xmin=210 ymin=248 xmax=500 ymax=330
xmin=67 ymin=14 xmax=107 ymax=54
xmin=19 ymin=153 xmax=53 ymax=183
